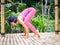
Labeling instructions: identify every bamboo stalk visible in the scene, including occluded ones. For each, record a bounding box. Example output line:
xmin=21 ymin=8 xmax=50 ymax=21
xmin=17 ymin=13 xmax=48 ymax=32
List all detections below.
xmin=1 ymin=0 xmax=5 ymax=35
xmin=55 ymin=0 xmax=59 ymax=34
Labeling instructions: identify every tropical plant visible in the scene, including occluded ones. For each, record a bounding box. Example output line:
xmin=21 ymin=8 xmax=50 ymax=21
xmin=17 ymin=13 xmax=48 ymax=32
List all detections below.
xmin=31 ymin=14 xmax=47 ymax=32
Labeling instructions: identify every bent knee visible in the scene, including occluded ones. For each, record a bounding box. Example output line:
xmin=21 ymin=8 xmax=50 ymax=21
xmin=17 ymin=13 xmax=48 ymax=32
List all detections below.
xmin=29 ymin=7 xmax=36 ymax=12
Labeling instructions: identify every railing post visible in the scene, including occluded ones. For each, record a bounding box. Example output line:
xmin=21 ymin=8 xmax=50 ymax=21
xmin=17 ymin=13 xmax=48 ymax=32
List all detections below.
xmin=55 ymin=0 xmax=59 ymax=34
xmin=1 ymin=0 xmax=5 ymax=36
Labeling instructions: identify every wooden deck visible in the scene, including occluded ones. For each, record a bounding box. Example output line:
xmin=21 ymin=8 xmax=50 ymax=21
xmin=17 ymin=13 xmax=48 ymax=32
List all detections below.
xmin=0 ymin=32 xmax=60 ymax=45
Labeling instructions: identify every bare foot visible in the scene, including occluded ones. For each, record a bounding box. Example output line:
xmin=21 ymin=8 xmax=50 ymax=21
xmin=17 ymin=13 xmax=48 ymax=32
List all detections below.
xmin=35 ymin=33 xmax=40 ymax=38
xmin=34 ymin=30 xmax=40 ymax=38
xmin=36 ymin=34 xmax=40 ymax=38
xmin=24 ymin=34 xmax=29 ymax=38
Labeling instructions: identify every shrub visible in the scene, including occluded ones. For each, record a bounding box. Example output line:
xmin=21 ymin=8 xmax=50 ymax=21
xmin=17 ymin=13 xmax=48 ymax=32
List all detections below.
xmin=31 ymin=14 xmax=46 ymax=32
xmin=18 ymin=3 xmax=26 ymax=12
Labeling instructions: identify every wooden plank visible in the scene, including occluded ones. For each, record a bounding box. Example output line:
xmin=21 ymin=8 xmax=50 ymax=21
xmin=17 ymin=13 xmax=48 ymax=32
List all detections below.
xmin=3 ymin=34 xmax=7 ymax=45
xmin=29 ymin=33 xmax=40 ymax=45
xmin=13 ymin=34 xmax=17 ymax=45
xmin=28 ymin=37 xmax=35 ymax=45
xmin=11 ymin=34 xmax=14 ymax=45
xmin=6 ymin=34 xmax=11 ymax=45
xmin=20 ymin=35 xmax=29 ymax=45
xmin=31 ymin=36 xmax=41 ymax=43
xmin=23 ymin=36 xmax=34 ymax=45
xmin=14 ymin=34 xmax=21 ymax=45
xmin=30 ymin=36 xmax=40 ymax=45
xmin=25 ymin=38 xmax=33 ymax=45
xmin=9 ymin=34 xmax=11 ymax=45
xmin=0 ymin=35 xmax=1 ymax=45
xmin=0 ymin=33 xmax=60 ymax=45
xmin=19 ymin=33 xmax=34 ymax=45
xmin=6 ymin=34 xmax=9 ymax=45
xmin=17 ymin=34 xmax=25 ymax=45
xmin=0 ymin=36 xmax=5 ymax=45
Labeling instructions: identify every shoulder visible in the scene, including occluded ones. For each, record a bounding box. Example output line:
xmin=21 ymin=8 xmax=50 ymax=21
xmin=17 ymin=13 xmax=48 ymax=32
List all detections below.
xmin=17 ymin=15 xmax=23 ymax=21
xmin=17 ymin=16 xmax=22 ymax=19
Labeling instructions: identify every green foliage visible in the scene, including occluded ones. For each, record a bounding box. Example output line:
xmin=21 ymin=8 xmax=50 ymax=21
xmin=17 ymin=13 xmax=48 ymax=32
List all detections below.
xmin=15 ymin=23 xmax=24 ymax=32
xmin=4 ymin=3 xmax=27 ymax=33
xmin=5 ymin=22 xmax=12 ymax=33
xmin=0 ymin=0 xmax=60 ymax=33
xmin=48 ymin=20 xmax=55 ymax=32
xmin=5 ymin=6 xmax=24 ymax=33
xmin=18 ymin=3 xmax=26 ymax=12
xmin=5 ymin=7 xmax=18 ymax=33
xmin=5 ymin=3 xmax=12 ymax=8
xmin=31 ymin=14 xmax=46 ymax=32
xmin=32 ymin=4 xmax=42 ymax=15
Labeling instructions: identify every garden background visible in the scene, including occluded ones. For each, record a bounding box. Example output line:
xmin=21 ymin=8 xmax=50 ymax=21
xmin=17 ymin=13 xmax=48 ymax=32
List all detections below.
xmin=0 ymin=0 xmax=60 ymax=33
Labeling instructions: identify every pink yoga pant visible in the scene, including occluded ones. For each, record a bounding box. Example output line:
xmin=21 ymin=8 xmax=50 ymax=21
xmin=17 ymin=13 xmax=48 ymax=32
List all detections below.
xmin=19 ymin=7 xmax=36 ymax=32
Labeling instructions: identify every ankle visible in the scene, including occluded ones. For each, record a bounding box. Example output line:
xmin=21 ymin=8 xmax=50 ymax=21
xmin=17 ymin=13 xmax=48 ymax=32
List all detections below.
xmin=34 ymin=30 xmax=39 ymax=35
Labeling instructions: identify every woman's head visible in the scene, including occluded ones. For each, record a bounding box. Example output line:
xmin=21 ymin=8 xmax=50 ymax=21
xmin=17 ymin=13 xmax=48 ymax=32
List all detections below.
xmin=8 ymin=16 xmax=17 ymax=26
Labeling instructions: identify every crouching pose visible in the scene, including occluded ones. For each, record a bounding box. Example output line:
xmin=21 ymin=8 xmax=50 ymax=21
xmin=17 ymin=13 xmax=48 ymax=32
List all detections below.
xmin=8 ymin=7 xmax=40 ymax=38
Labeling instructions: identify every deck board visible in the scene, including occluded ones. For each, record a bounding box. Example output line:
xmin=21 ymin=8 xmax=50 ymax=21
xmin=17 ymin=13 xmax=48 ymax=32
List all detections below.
xmin=0 ymin=32 xmax=60 ymax=45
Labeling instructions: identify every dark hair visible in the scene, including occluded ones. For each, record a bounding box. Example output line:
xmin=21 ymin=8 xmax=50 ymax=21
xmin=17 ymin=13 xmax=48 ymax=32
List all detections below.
xmin=8 ymin=16 xmax=17 ymax=24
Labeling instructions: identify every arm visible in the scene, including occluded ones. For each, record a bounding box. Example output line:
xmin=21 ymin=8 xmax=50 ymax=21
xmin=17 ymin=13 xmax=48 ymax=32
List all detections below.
xmin=17 ymin=18 xmax=29 ymax=35
xmin=17 ymin=18 xmax=28 ymax=29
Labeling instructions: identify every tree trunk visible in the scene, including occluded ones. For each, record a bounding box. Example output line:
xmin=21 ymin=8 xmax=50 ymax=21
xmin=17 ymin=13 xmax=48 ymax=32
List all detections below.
xmin=42 ymin=0 xmax=44 ymax=23
xmin=46 ymin=6 xmax=50 ymax=32
xmin=45 ymin=0 xmax=47 ymax=15
xmin=21 ymin=0 xmax=23 ymax=3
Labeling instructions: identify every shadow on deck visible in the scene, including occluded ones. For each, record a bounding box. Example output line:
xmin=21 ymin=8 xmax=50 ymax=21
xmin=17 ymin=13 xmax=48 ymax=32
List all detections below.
xmin=0 ymin=32 xmax=60 ymax=45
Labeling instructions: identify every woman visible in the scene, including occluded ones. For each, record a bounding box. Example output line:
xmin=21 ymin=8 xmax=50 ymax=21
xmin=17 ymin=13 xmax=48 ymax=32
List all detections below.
xmin=8 ymin=7 xmax=40 ymax=38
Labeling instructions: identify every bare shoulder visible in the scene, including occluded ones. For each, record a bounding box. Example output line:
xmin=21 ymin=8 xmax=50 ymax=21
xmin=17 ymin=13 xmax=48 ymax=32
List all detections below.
xmin=17 ymin=16 xmax=23 ymax=21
